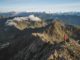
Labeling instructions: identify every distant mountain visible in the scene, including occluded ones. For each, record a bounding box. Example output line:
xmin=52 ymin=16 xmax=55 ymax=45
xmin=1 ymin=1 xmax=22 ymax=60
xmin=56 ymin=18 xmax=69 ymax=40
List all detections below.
xmin=0 ymin=12 xmax=16 ymax=17
xmin=59 ymin=12 xmax=80 ymax=16
xmin=0 ymin=12 xmax=80 ymax=25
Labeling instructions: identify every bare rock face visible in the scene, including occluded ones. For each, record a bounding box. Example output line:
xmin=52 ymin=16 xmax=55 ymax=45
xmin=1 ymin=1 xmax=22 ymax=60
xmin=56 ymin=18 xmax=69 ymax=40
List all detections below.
xmin=6 ymin=20 xmax=29 ymax=30
xmin=29 ymin=21 xmax=46 ymax=28
xmin=6 ymin=17 xmax=46 ymax=30
xmin=11 ymin=20 xmax=28 ymax=30
xmin=33 ymin=20 xmax=66 ymax=44
xmin=46 ymin=20 xmax=66 ymax=43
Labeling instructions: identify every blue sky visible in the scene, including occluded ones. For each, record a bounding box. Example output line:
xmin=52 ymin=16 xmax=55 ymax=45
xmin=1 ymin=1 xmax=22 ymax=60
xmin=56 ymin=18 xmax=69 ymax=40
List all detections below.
xmin=0 ymin=0 xmax=80 ymax=13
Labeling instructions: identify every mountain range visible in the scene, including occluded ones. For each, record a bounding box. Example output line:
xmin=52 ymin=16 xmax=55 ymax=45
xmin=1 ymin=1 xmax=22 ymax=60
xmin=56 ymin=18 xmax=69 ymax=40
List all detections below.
xmin=0 ymin=12 xmax=80 ymax=26
xmin=0 ymin=20 xmax=80 ymax=60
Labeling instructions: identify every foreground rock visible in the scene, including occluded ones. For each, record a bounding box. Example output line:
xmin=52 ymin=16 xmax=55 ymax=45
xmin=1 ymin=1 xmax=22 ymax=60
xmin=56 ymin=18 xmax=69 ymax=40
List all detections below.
xmin=0 ymin=20 xmax=80 ymax=60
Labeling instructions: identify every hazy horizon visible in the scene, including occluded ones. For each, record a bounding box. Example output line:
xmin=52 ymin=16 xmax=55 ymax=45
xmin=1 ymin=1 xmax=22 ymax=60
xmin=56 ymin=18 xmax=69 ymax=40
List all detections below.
xmin=0 ymin=0 xmax=80 ymax=13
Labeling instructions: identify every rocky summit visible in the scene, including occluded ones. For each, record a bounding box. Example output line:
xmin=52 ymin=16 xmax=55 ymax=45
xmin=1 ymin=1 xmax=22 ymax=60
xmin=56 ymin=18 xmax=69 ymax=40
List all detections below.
xmin=0 ymin=20 xmax=80 ymax=60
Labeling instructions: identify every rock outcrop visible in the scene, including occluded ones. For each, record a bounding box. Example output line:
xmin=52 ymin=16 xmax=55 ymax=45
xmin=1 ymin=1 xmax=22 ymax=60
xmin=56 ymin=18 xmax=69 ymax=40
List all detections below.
xmin=33 ymin=20 xmax=66 ymax=44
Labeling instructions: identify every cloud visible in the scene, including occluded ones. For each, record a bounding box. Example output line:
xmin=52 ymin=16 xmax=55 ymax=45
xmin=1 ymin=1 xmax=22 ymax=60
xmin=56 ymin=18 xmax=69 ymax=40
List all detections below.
xmin=0 ymin=0 xmax=80 ymax=12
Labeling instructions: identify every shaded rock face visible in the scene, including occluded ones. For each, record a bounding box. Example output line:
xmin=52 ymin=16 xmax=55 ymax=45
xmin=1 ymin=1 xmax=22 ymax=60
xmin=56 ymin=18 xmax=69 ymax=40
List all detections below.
xmin=0 ymin=28 xmax=55 ymax=60
xmin=0 ymin=20 xmax=80 ymax=60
